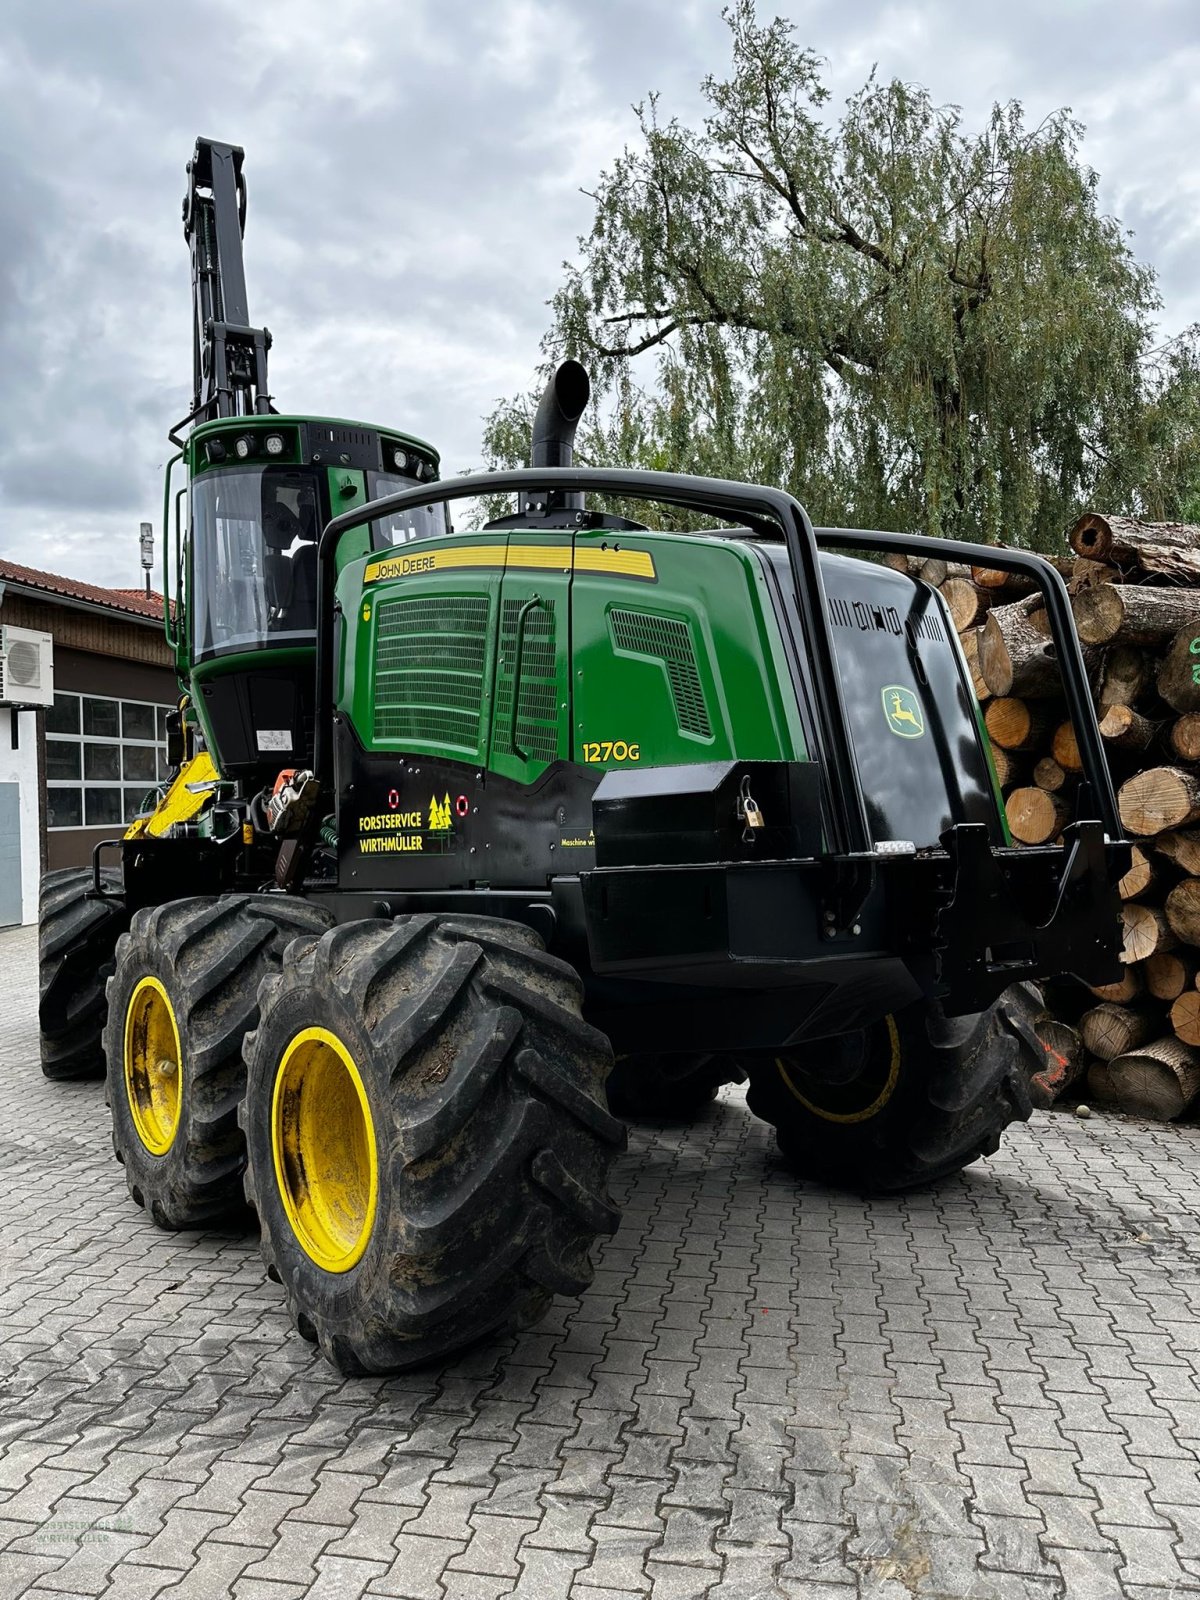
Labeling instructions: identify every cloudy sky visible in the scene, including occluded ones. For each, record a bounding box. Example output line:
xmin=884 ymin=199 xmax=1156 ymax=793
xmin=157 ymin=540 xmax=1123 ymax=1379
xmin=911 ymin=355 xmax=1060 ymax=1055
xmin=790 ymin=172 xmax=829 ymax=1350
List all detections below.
xmin=1 ymin=0 xmax=1198 ymax=590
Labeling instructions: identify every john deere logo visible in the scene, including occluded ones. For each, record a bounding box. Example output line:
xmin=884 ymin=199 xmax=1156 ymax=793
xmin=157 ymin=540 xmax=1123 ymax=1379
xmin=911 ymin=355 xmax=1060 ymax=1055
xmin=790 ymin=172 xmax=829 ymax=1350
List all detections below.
xmin=882 ymin=685 xmax=924 ymax=738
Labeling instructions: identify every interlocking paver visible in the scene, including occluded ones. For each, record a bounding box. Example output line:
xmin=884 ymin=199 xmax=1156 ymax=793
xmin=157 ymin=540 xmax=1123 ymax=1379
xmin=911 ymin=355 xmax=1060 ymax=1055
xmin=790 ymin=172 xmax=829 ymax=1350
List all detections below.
xmin=6 ymin=923 xmax=1200 ymax=1597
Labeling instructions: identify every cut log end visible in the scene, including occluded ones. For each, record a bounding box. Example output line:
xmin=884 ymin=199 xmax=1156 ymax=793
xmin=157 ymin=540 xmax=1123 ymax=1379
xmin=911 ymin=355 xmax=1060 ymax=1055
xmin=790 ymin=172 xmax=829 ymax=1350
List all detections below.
xmin=1006 ymin=787 xmax=1067 ymax=845
xmin=1087 ymin=1035 xmax=1200 ymax=1121
xmin=1118 ymin=767 xmax=1200 ymax=838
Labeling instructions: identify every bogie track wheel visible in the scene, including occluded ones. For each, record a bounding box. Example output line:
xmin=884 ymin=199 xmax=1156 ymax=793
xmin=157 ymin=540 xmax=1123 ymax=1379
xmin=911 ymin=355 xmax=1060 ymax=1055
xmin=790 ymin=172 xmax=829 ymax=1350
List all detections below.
xmin=745 ymin=988 xmax=1035 ymax=1192
xmin=104 ymin=894 xmax=333 ymax=1229
xmin=241 ymin=915 xmax=625 ymax=1374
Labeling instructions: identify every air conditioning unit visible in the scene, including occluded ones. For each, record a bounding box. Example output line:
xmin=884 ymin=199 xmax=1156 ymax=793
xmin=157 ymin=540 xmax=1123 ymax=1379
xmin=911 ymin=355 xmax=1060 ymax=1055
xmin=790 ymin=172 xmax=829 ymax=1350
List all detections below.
xmin=0 ymin=627 xmax=54 ymax=708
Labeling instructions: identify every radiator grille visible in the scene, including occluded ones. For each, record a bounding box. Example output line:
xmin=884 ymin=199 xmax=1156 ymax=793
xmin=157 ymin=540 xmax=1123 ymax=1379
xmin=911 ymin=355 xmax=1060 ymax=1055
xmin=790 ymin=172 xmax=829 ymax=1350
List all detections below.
xmin=609 ymin=609 xmax=711 ymax=738
xmin=493 ymin=599 xmax=559 ymax=765
xmin=372 ymin=594 xmax=490 ymax=753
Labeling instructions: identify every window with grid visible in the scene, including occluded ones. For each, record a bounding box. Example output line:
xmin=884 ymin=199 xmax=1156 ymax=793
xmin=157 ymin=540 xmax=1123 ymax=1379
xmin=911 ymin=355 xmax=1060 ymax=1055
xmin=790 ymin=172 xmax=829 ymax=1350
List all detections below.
xmin=45 ymin=693 xmax=174 ymax=830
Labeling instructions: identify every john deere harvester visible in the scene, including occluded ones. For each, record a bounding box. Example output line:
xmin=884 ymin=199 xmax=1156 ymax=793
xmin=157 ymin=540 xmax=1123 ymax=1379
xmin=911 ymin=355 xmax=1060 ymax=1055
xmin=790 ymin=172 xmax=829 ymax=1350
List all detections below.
xmin=38 ymin=139 xmax=1130 ymax=1374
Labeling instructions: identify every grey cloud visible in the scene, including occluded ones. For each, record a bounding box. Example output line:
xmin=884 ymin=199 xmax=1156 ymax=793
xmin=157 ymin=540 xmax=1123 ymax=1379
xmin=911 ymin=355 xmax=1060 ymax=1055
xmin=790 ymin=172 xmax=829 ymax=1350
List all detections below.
xmin=0 ymin=0 xmax=1196 ymax=590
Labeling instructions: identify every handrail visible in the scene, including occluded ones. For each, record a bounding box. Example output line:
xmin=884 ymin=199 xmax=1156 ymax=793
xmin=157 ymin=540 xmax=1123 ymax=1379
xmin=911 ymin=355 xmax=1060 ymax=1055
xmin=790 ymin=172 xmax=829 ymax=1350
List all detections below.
xmin=815 ymin=527 xmax=1121 ymax=841
xmin=161 ymin=451 xmax=184 ymax=648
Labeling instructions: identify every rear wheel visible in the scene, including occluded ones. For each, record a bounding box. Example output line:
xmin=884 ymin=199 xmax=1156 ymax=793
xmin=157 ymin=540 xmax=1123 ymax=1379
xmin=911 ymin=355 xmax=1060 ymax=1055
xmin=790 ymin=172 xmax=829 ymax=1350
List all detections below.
xmin=745 ymin=989 xmax=1034 ymax=1192
xmin=241 ymin=915 xmax=625 ymax=1374
xmin=39 ymin=868 xmax=127 ymax=1081
xmin=606 ymin=1052 xmax=744 ymax=1119
xmin=104 ymin=894 xmax=333 ymax=1229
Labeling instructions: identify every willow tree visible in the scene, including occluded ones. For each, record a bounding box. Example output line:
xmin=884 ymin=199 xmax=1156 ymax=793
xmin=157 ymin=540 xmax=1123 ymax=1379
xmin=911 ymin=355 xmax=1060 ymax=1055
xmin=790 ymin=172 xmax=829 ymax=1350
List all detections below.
xmin=485 ymin=3 xmax=1169 ymax=548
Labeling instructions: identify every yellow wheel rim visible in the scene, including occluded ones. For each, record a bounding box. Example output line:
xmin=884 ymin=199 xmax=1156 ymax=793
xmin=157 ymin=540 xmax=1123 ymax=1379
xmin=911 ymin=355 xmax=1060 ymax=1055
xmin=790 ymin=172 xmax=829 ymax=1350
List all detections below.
xmin=775 ymin=1014 xmax=902 ymax=1124
xmin=271 ymin=1027 xmax=378 ymax=1273
xmin=124 ymin=975 xmax=183 ymax=1155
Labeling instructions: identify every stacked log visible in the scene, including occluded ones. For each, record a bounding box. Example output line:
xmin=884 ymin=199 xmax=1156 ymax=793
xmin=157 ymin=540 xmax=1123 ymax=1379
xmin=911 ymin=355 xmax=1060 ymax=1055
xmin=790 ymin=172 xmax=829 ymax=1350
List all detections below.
xmin=911 ymin=514 xmax=1200 ymax=1120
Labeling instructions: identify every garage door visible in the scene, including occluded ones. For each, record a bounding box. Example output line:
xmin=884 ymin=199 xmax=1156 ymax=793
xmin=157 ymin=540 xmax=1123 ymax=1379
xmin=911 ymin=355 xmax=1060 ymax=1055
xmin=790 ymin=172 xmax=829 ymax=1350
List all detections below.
xmin=0 ymin=783 xmax=22 ymax=927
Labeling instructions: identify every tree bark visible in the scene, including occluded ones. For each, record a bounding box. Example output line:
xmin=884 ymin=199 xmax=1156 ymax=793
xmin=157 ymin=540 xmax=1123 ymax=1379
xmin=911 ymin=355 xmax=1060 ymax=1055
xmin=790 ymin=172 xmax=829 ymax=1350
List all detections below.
xmin=1144 ymin=949 xmax=1198 ymax=1001
xmin=1069 ymin=513 xmax=1200 ymax=562
xmin=1156 ymin=627 xmax=1200 ymax=714
xmin=1087 ymin=1035 xmax=1200 ymax=1120
xmin=1070 ymin=557 xmax=1120 ymax=590
xmin=1122 ymin=902 xmax=1177 ymax=962
xmin=1096 ymin=646 xmax=1151 ymax=709
xmin=984 ymin=698 xmax=1053 ymax=752
xmin=1071 ymin=585 xmax=1200 ymax=648
xmin=1098 ymin=704 xmax=1157 ymax=753
xmin=979 ymin=596 xmax=1063 ymax=698
xmin=1118 ymin=767 xmax=1200 ymax=836
xmin=1006 ymin=787 xmax=1067 ymax=845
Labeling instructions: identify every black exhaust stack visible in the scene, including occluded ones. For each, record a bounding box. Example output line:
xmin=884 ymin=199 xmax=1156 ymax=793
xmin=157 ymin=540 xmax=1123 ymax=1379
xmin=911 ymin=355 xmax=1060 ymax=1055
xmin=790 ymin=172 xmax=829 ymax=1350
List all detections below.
xmin=526 ymin=359 xmax=590 ymax=513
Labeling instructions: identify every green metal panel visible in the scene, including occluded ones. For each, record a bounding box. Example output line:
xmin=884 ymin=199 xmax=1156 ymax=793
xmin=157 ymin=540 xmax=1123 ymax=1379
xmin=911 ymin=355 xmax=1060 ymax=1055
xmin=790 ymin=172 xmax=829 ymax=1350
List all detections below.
xmin=488 ymin=545 xmax=572 ymax=782
xmin=342 ymin=534 xmax=511 ymax=765
xmin=570 ymin=531 xmax=804 ymax=771
xmin=336 ymin=526 xmax=803 ymax=780
xmin=372 ymin=590 xmax=494 ymax=757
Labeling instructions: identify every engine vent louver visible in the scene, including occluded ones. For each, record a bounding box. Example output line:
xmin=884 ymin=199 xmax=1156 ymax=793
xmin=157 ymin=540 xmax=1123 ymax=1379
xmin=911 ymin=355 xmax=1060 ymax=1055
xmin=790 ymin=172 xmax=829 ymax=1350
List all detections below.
xmin=493 ymin=598 xmax=559 ymax=765
xmin=372 ymin=594 xmax=491 ymax=754
xmin=609 ymin=609 xmax=711 ymax=739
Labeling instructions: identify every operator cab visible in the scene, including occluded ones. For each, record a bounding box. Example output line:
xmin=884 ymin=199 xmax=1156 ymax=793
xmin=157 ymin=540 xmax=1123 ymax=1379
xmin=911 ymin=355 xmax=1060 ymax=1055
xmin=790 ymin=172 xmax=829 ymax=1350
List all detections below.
xmin=181 ymin=418 xmax=446 ymax=785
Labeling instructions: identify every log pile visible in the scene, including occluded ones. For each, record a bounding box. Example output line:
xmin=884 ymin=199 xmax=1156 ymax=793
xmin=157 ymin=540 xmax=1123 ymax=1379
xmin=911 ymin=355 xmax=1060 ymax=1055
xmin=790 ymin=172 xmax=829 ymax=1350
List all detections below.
xmin=893 ymin=513 xmax=1200 ymax=1121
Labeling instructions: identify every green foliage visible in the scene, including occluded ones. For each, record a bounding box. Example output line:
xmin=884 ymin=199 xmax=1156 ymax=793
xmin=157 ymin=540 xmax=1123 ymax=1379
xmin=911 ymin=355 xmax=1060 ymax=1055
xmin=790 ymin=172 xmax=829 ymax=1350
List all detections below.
xmin=483 ymin=2 xmax=1198 ymax=549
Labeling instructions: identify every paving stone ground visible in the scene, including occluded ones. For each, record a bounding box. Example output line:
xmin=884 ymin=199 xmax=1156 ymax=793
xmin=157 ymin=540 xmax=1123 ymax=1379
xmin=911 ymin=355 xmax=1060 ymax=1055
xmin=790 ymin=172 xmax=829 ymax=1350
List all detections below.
xmin=4 ymin=922 xmax=1200 ymax=1597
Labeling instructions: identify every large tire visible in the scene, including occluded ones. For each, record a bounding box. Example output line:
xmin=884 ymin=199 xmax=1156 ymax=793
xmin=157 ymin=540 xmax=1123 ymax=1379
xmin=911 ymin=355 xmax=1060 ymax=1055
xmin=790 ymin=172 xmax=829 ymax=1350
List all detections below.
xmin=104 ymin=893 xmax=333 ymax=1229
xmin=241 ymin=914 xmax=625 ymax=1374
xmin=745 ymin=988 xmax=1035 ymax=1192
xmin=39 ymin=868 xmax=128 ymax=1081
xmin=606 ymin=1052 xmax=745 ymax=1120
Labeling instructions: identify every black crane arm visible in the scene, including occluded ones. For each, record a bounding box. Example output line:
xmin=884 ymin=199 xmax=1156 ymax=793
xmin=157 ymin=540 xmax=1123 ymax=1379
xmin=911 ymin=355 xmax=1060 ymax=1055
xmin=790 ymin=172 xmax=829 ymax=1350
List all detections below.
xmin=182 ymin=138 xmax=273 ymax=425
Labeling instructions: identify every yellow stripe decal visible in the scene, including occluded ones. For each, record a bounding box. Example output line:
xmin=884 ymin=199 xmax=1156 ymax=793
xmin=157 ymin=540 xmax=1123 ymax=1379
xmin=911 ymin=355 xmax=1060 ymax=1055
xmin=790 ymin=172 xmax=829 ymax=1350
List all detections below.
xmin=363 ymin=543 xmax=656 ymax=585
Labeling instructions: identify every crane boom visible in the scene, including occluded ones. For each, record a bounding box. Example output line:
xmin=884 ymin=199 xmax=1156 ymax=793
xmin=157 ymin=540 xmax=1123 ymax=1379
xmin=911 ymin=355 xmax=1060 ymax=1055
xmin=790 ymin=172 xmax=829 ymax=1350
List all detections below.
xmin=182 ymin=138 xmax=273 ymax=423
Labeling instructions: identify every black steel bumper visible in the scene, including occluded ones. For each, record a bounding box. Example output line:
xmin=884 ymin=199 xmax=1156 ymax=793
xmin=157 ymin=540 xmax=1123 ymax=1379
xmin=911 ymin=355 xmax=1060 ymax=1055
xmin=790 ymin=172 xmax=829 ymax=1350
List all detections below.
xmin=580 ymin=820 xmax=1128 ymax=1018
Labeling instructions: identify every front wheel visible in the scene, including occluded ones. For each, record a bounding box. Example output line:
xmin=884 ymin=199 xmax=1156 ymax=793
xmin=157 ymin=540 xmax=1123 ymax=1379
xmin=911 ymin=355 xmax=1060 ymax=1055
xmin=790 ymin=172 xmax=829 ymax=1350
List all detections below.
xmin=745 ymin=989 xmax=1035 ymax=1192
xmin=241 ymin=915 xmax=626 ymax=1374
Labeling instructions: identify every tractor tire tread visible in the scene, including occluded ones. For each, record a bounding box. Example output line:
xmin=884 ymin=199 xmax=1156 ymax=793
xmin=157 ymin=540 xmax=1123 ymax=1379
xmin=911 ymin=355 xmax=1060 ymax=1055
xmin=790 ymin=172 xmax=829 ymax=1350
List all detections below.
xmin=38 ymin=867 xmax=127 ymax=1081
xmin=105 ymin=893 xmax=332 ymax=1228
xmin=746 ymin=988 xmax=1035 ymax=1193
xmin=241 ymin=913 xmax=623 ymax=1374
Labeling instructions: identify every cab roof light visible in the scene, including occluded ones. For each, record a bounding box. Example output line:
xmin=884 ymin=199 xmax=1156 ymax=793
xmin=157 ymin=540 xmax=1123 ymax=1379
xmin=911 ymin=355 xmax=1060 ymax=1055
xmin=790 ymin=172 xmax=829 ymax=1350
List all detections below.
xmin=234 ymin=435 xmax=254 ymax=460
xmin=265 ymin=433 xmax=285 ymax=456
xmin=205 ymin=439 xmax=227 ymax=464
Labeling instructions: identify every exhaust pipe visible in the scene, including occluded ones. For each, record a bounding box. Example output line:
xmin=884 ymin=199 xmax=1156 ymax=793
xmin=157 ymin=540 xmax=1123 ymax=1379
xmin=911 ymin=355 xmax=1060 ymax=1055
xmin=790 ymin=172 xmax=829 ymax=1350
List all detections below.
xmin=529 ymin=359 xmax=590 ymax=512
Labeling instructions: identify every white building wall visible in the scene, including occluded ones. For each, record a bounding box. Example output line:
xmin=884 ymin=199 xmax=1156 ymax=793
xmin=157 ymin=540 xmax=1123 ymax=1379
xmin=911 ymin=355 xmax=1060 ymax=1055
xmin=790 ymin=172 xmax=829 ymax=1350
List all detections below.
xmin=0 ymin=707 xmax=42 ymax=924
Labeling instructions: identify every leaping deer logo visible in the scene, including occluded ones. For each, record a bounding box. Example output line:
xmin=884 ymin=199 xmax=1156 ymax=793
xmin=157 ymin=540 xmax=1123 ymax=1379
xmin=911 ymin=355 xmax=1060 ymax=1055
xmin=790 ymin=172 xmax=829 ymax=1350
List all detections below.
xmin=882 ymin=685 xmax=925 ymax=738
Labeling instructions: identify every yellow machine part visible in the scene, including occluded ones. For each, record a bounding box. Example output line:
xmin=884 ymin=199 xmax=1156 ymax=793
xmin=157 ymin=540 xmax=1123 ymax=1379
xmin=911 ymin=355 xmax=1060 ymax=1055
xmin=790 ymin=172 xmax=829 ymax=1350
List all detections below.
xmin=124 ymin=750 xmax=219 ymax=840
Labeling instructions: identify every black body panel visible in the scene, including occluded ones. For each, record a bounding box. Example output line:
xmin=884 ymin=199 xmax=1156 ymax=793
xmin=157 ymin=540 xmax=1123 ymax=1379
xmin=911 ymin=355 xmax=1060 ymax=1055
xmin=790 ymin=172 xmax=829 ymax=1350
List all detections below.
xmin=197 ymin=667 xmax=314 ymax=777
